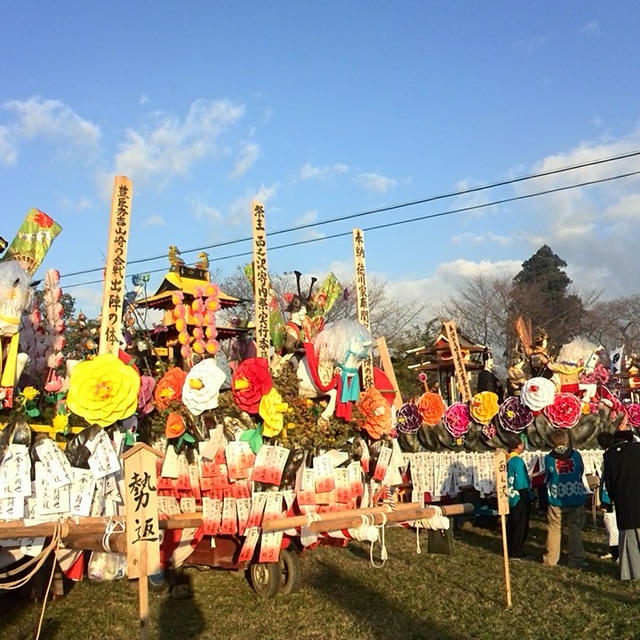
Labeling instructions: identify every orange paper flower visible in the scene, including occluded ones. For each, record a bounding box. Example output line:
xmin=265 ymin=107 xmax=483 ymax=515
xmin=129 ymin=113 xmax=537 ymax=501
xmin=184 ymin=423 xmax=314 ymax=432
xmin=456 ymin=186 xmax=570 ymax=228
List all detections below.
xmin=470 ymin=391 xmax=500 ymax=424
xmin=154 ymin=367 xmax=187 ymax=410
xmin=165 ymin=412 xmax=186 ymax=438
xmin=358 ymin=387 xmax=392 ymax=439
xmin=416 ymin=392 xmax=446 ymax=426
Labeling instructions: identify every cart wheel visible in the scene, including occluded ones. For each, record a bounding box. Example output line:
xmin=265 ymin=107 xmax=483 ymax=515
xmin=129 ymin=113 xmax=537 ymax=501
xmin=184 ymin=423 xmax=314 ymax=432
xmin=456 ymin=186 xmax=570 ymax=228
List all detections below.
xmin=248 ymin=562 xmax=280 ymax=598
xmin=278 ymin=549 xmax=301 ymax=595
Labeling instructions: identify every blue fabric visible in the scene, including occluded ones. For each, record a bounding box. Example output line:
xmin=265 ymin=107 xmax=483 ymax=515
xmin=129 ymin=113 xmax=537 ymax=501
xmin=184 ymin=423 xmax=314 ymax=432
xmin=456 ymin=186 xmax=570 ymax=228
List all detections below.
xmin=507 ymin=454 xmax=531 ymax=507
xmin=338 ymin=365 xmax=360 ymax=403
xmin=545 ymin=449 xmax=586 ymax=507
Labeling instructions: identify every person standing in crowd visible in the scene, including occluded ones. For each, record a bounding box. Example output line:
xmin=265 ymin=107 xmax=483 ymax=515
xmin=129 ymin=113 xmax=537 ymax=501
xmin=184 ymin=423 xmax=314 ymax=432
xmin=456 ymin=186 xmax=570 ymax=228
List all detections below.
xmin=597 ymin=431 xmax=619 ymax=561
xmin=543 ymin=429 xmax=587 ymax=568
xmin=506 ymin=433 xmax=532 ymax=559
xmin=602 ymin=430 xmax=640 ymax=580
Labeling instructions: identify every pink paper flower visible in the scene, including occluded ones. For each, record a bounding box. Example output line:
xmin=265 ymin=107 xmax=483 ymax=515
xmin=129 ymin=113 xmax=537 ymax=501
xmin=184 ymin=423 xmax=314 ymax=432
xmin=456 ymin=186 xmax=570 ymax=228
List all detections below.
xmin=137 ymin=375 xmax=156 ymax=415
xmin=443 ymin=402 xmax=471 ymax=438
xmin=544 ymin=392 xmax=582 ymax=428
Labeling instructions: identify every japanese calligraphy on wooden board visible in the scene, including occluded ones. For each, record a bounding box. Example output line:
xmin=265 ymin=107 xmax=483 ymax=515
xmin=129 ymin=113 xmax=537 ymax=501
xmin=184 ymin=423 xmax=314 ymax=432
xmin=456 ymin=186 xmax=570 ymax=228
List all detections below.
xmin=99 ymin=176 xmax=133 ymax=356
xmin=352 ymin=228 xmax=374 ymax=388
xmin=122 ymin=443 xmax=162 ymax=579
xmin=494 ymin=449 xmax=510 ymax=515
xmin=442 ymin=320 xmax=472 ymax=403
xmin=251 ymin=201 xmax=271 ymax=359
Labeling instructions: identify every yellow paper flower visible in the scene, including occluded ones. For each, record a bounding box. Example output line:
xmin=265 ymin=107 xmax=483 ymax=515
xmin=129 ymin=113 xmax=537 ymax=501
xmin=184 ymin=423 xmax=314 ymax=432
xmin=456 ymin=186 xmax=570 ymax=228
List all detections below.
xmin=470 ymin=391 xmax=500 ymax=425
xmin=259 ymin=388 xmax=289 ymax=437
xmin=22 ymin=386 xmax=39 ymax=402
xmin=52 ymin=413 xmax=69 ymax=432
xmin=67 ymin=353 xmax=141 ymax=427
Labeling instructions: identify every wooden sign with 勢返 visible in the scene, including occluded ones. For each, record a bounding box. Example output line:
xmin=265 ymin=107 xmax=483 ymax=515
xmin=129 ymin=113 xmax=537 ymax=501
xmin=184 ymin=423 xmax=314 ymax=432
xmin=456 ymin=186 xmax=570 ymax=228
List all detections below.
xmin=442 ymin=321 xmax=472 ymax=403
xmin=251 ymin=201 xmax=271 ymax=360
xmin=99 ymin=176 xmax=133 ymax=356
xmin=122 ymin=443 xmax=162 ymax=639
xmin=494 ymin=448 xmax=512 ymax=609
xmin=352 ymin=228 xmax=374 ymax=388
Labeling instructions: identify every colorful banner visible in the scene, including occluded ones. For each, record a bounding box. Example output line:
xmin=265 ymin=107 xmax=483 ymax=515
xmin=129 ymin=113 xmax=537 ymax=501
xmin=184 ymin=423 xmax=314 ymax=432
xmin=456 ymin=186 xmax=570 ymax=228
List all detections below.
xmin=1 ymin=208 xmax=62 ymax=276
xmin=312 ymin=271 xmax=342 ymax=317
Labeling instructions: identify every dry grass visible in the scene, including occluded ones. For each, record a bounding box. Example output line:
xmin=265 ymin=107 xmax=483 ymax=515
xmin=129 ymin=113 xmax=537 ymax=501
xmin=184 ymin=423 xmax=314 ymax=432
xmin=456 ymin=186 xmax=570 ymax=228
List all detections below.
xmin=2 ymin=513 xmax=640 ymax=640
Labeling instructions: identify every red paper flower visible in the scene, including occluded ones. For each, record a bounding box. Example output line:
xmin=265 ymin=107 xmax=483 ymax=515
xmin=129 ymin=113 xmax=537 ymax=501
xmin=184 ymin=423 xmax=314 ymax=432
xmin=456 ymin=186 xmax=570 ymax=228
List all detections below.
xmin=544 ymin=392 xmax=582 ymax=428
xmin=416 ymin=392 xmax=446 ymax=426
xmin=231 ymin=357 xmax=273 ymax=413
xmin=154 ymin=367 xmax=187 ymax=411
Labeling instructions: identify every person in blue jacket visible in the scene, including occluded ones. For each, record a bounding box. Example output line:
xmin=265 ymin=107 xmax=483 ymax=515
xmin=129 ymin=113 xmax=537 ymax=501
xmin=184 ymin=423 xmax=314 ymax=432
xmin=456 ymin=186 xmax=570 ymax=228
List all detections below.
xmin=506 ymin=433 xmax=532 ymax=558
xmin=543 ymin=429 xmax=587 ymax=567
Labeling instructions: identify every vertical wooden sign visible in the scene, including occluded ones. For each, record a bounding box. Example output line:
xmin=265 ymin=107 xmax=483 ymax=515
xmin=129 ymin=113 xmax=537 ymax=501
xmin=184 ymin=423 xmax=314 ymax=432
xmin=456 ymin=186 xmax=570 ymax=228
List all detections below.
xmin=99 ymin=176 xmax=133 ymax=356
xmin=251 ymin=201 xmax=271 ymax=360
xmin=352 ymin=229 xmax=374 ymax=388
xmin=494 ymin=448 xmax=512 ymax=609
xmin=122 ymin=443 xmax=162 ymax=639
xmin=443 ymin=321 xmax=472 ymax=403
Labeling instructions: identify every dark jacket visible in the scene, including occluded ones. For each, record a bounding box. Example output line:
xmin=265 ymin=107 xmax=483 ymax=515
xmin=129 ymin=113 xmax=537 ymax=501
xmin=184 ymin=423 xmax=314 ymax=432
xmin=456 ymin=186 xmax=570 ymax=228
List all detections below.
xmin=602 ymin=438 xmax=640 ymax=530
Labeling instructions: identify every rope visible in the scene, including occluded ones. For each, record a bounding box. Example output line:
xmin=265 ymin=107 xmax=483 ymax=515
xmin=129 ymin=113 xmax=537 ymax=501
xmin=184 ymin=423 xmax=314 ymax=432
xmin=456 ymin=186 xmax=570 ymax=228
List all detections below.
xmin=101 ymin=516 xmax=125 ymax=552
xmin=369 ymin=512 xmax=388 ymax=568
xmin=0 ymin=520 xmax=63 ymax=640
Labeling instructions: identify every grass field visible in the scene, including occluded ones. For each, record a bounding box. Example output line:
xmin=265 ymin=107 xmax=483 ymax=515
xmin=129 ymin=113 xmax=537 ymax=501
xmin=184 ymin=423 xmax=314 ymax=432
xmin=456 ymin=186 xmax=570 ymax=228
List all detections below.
xmin=2 ymin=512 xmax=640 ymax=640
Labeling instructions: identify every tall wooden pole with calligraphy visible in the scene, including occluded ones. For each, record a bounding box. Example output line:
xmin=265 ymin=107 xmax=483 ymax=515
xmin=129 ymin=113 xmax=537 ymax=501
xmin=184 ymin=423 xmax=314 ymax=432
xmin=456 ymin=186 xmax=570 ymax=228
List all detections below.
xmin=352 ymin=228 xmax=374 ymax=388
xmin=442 ymin=320 xmax=472 ymax=403
xmin=122 ymin=443 xmax=162 ymax=639
xmin=494 ymin=448 xmax=512 ymax=608
xmin=99 ymin=176 xmax=133 ymax=356
xmin=251 ymin=201 xmax=271 ymax=360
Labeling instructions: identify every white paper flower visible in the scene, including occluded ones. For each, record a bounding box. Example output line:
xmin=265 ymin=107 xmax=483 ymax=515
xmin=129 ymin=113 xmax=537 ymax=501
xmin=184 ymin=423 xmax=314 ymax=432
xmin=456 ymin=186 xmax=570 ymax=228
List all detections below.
xmin=182 ymin=358 xmax=227 ymax=416
xmin=520 ymin=377 xmax=557 ymax=412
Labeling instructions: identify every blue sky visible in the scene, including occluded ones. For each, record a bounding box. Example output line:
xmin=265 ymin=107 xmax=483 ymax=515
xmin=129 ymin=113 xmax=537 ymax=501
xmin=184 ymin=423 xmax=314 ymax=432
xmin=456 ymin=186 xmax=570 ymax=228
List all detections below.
xmin=1 ymin=2 xmax=639 ymax=316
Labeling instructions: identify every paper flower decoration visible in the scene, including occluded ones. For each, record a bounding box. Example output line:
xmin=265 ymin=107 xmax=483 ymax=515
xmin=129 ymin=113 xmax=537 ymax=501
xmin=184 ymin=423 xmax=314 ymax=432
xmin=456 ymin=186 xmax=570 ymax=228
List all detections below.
xmin=626 ymin=403 xmax=640 ymax=428
xmin=498 ymin=396 xmax=533 ymax=433
xmin=182 ymin=358 xmax=226 ymax=416
xmin=544 ymin=392 xmax=582 ymax=428
xmin=154 ymin=367 xmax=187 ymax=411
xmin=443 ymin=402 xmax=472 ymax=438
xmin=165 ymin=411 xmax=186 ymax=438
xmin=482 ymin=423 xmax=497 ymax=439
xmin=259 ymin=388 xmax=289 ymax=437
xmin=470 ymin=391 xmax=499 ymax=425
xmin=520 ymin=377 xmax=556 ymax=412
xmin=396 ymin=403 xmax=423 ymax=434
xmin=358 ymin=387 xmax=392 ymax=439
xmin=52 ymin=412 xmax=69 ymax=433
xmin=416 ymin=392 xmax=446 ymax=426
xmin=137 ymin=375 xmax=156 ymax=415
xmin=67 ymin=353 xmax=140 ymax=427
xmin=231 ymin=357 xmax=273 ymax=413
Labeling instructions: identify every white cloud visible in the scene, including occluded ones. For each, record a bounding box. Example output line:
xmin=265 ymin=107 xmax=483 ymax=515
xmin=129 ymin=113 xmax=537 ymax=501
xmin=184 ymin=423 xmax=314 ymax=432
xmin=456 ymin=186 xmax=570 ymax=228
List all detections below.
xmin=299 ymin=162 xmax=349 ymax=181
xmin=513 ymin=35 xmax=547 ymax=57
xmin=194 ymin=202 xmax=222 ymax=223
xmin=604 ymin=192 xmax=640 ymax=220
xmin=142 ymin=215 xmax=166 ymax=227
xmin=230 ymin=141 xmax=260 ymax=179
xmin=114 ymin=98 xmax=245 ymax=184
xmin=71 ymin=285 xmax=104 ymax=317
xmin=57 ymin=196 xmax=93 ymax=212
xmin=295 ymin=210 xmax=318 ymax=226
xmin=450 ymin=231 xmax=512 ymax=246
xmin=580 ymin=20 xmax=600 ymax=36
xmin=0 ymin=125 xmax=17 ymax=165
xmin=139 ymin=94 xmax=149 ymax=106
xmin=3 ymin=97 xmax=100 ymax=147
xmin=228 ymin=183 xmax=278 ymax=225
xmin=355 ymin=172 xmax=397 ymax=193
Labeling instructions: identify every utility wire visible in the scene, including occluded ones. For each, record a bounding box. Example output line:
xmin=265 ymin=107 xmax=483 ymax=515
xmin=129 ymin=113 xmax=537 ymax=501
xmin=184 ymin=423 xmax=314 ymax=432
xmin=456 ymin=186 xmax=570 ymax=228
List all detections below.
xmin=63 ymin=167 xmax=640 ymax=289
xmin=59 ymin=148 xmax=640 ymax=280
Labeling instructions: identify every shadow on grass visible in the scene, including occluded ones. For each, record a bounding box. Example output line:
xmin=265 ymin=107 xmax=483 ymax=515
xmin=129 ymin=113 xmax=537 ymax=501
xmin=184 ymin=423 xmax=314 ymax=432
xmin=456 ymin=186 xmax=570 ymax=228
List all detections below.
xmin=308 ymin=559 xmax=466 ymax=640
xmin=157 ymin=572 xmax=206 ymax=640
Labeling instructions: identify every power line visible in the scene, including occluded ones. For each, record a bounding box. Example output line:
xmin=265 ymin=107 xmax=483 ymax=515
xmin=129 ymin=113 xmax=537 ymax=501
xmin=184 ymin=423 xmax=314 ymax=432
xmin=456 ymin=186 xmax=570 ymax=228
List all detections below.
xmin=63 ymin=167 xmax=640 ymax=289
xmin=59 ymin=148 xmax=640 ymax=280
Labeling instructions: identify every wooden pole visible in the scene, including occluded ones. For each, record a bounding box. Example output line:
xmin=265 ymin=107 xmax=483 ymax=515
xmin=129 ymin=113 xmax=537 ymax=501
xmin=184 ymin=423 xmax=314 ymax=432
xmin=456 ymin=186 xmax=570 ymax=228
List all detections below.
xmin=251 ymin=201 xmax=271 ymax=360
xmin=494 ymin=449 xmax=512 ymax=608
xmin=443 ymin=321 xmax=472 ymax=403
xmin=352 ymin=228 xmax=374 ymax=388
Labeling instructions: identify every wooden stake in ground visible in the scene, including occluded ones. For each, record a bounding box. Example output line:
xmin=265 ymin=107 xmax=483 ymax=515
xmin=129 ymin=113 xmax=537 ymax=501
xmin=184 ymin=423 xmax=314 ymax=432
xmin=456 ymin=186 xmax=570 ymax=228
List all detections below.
xmin=122 ymin=443 xmax=162 ymax=640
xmin=99 ymin=176 xmax=133 ymax=356
xmin=352 ymin=228 xmax=374 ymax=388
xmin=494 ymin=448 xmax=512 ymax=608
xmin=251 ymin=201 xmax=271 ymax=360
